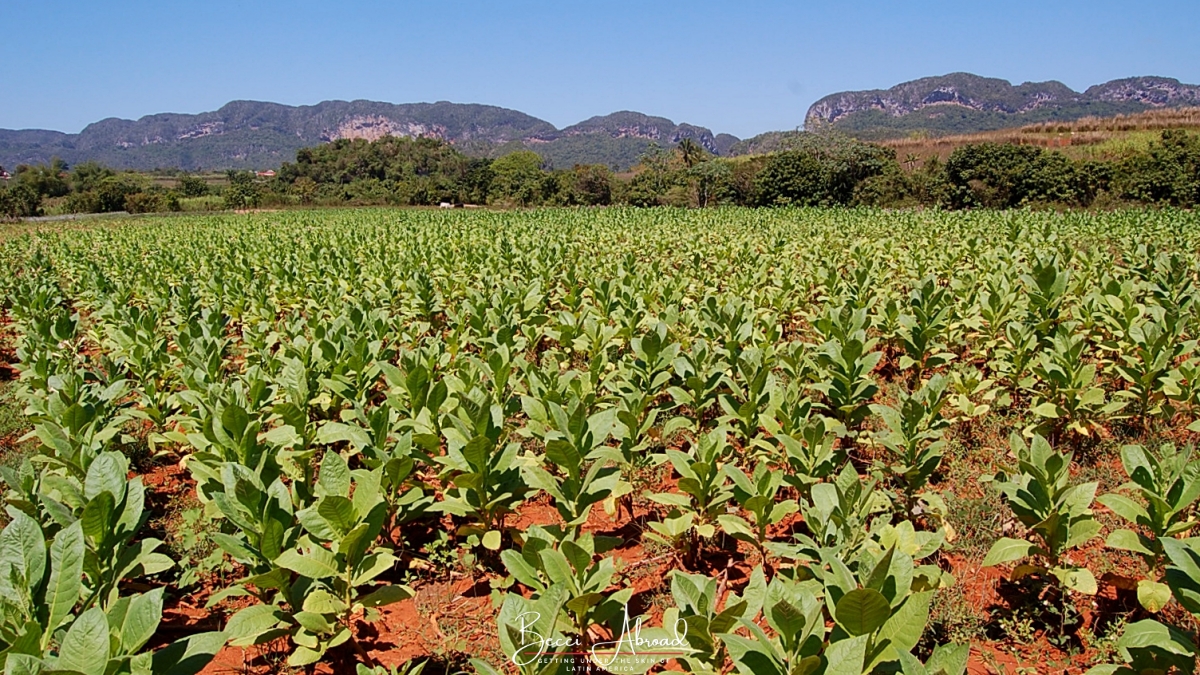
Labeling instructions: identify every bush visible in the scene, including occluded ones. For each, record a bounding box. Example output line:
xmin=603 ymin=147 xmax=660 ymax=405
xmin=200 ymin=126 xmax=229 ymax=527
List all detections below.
xmin=0 ymin=183 xmax=41 ymax=218
xmin=941 ymin=143 xmax=1098 ymax=209
xmin=753 ymin=133 xmax=894 ymax=206
xmin=1112 ymin=130 xmax=1200 ymax=207
xmin=65 ymin=176 xmax=145 ymax=214
xmin=223 ymin=170 xmax=262 ymax=210
xmin=125 ymin=190 xmax=182 ymax=214
xmin=177 ymin=174 xmax=211 ymax=197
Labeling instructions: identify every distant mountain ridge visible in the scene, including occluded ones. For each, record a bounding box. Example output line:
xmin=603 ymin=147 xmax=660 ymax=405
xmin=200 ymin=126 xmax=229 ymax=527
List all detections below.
xmin=805 ymin=73 xmax=1200 ymax=138
xmin=0 ymin=100 xmax=734 ymax=172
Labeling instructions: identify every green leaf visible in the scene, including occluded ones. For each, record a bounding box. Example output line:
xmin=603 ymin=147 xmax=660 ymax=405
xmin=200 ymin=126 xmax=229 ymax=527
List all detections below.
xmin=717 ymin=514 xmax=755 ymax=540
xmin=482 ymin=530 xmax=502 ymax=551
xmin=876 ymin=590 xmax=934 ymax=656
xmin=45 ymin=521 xmax=85 ymax=645
xmin=315 ymin=422 xmax=372 ymax=451
xmin=982 ymin=537 xmax=1035 ymax=566
xmin=1097 ymin=494 xmax=1149 ymax=527
xmin=225 ymin=604 xmax=286 ymax=645
xmin=318 ymin=451 xmax=351 ymax=498
xmin=1136 ymin=579 xmax=1172 ymax=613
xmin=926 ymin=643 xmax=970 ymax=675
xmin=1105 ymin=529 xmax=1153 ymax=556
xmin=316 ymin=496 xmax=357 ymax=535
xmin=277 ymin=547 xmax=339 ymax=579
xmin=293 ymin=611 xmax=333 ymax=634
xmin=0 ymin=512 xmax=46 ymax=590
xmin=539 ymin=548 xmax=575 ymax=586
xmin=303 ymin=589 xmax=349 ymax=615
xmin=120 ymin=589 xmax=165 ymax=654
xmin=1117 ymin=618 xmax=1196 ymax=655
xmin=835 ymin=588 xmax=891 ymax=636
xmin=83 ymin=451 xmax=126 ymax=501
xmin=79 ymin=491 xmax=116 ymax=543
xmin=469 ymin=658 xmax=505 ymax=675
xmin=3 ymin=654 xmax=45 ymax=675
xmin=1031 ymin=402 xmax=1060 ymax=418
xmin=824 ymin=634 xmax=869 ymax=675
xmin=57 ymin=607 xmax=109 ymax=675
xmin=1052 ymin=567 xmax=1098 ymax=595
xmin=287 ymin=645 xmax=326 ymax=667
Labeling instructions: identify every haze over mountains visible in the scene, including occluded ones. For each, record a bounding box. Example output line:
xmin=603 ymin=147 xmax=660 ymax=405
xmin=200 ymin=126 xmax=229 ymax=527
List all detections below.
xmin=2 ymin=73 xmax=1198 ymax=172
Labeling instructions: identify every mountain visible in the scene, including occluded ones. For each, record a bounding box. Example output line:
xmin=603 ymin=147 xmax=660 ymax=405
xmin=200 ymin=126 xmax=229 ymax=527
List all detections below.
xmin=805 ymin=73 xmax=1200 ymax=139
xmin=0 ymin=100 xmax=736 ymax=172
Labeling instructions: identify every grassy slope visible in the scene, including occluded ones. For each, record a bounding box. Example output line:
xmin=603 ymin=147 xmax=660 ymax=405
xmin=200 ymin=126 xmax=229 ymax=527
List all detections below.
xmin=878 ymin=107 xmax=1200 ymax=165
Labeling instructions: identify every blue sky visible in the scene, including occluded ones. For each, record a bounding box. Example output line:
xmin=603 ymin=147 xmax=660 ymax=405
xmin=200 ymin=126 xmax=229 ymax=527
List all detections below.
xmin=3 ymin=0 xmax=1197 ymax=139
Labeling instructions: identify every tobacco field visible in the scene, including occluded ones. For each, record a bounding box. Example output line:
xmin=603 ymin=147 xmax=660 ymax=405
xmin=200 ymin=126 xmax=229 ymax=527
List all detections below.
xmin=2 ymin=206 xmax=1200 ymax=674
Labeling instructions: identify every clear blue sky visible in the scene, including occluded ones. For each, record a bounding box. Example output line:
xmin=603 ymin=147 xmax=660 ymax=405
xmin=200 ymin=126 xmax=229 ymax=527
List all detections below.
xmin=3 ymin=0 xmax=1197 ymax=139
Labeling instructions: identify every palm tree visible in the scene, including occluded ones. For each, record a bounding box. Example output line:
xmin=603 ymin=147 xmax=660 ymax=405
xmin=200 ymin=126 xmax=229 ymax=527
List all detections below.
xmin=677 ymin=138 xmax=705 ymax=168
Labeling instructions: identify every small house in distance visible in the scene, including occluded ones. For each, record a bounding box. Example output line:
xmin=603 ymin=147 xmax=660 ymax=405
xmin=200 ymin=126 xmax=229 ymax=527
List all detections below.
xmin=255 ymin=170 xmax=276 ymax=178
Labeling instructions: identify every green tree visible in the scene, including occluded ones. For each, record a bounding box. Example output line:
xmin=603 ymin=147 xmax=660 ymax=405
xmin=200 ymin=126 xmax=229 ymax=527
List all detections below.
xmin=15 ymin=158 xmax=70 ymax=198
xmin=223 ymin=170 xmax=262 ymax=210
xmin=688 ymin=159 xmax=732 ymax=207
xmin=941 ymin=142 xmax=1092 ymax=209
xmin=1114 ymin=130 xmax=1200 ymax=207
xmin=677 ymin=138 xmax=708 ymax=168
xmin=0 ymin=182 xmax=41 ymax=218
xmin=293 ymin=177 xmax=318 ymax=204
xmin=570 ymin=164 xmax=613 ymax=205
xmin=489 ymin=150 xmax=544 ymax=206
xmin=753 ymin=133 xmax=893 ymax=206
xmin=177 ymin=174 xmax=211 ymax=197
xmin=753 ymin=151 xmax=825 ymax=206
xmin=70 ymin=161 xmax=116 ymax=193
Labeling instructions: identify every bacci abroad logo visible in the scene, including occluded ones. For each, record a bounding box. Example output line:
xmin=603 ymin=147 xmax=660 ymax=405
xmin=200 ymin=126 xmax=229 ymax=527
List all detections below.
xmin=508 ymin=608 xmax=692 ymax=673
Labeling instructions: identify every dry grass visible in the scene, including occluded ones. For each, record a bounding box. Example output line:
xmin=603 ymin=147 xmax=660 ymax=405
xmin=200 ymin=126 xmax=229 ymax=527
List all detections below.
xmin=884 ymin=107 xmax=1200 ymax=167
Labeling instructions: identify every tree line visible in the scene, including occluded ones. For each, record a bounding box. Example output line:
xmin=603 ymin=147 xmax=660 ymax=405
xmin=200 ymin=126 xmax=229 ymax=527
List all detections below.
xmin=3 ymin=129 xmax=1198 ymax=218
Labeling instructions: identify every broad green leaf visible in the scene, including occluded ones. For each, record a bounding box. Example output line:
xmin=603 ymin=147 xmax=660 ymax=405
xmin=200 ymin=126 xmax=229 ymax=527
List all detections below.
xmin=45 ymin=521 xmax=86 ymax=646
xmin=982 ymin=537 xmax=1034 ymax=566
xmin=277 ymin=546 xmax=339 ymax=579
xmin=1105 ymin=529 xmax=1152 ymax=556
xmin=1136 ymin=579 xmax=1172 ymax=613
xmin=835 ymin=588 xmax=891 ymax=636
xmin=57 ymin=607 xmax=109 ymax=675
xmin=225 ymin=604 xmax=286 ymax=644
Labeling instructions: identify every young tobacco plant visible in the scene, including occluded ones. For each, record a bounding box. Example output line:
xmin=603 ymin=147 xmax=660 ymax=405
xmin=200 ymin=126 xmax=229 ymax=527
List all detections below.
xmin=659 ymin=567 xmax=766 ymax=674
xmin=499 ymin=528 xmax=630 ymax=652
xmin=432 ymin=386 xmax=528 ymax=550
xmin=0 ymin=512 xmax=223 ymax=675
xmin=647 ymin=426 xmax=736 ymax=560
xmin=224 ymin=452 xmax=413 ymax=667
xmin=521 ymin=395 xmax=620 ymax=538
xmin=718 ymin=462 xmax=798 ymax=568
xmin=773 ymin=463 xmax=887 ymax=564
xmin=1087 ymin=537 xmax=1200 ymax=675
xmin=869 ymin=375 xmax=951 ymax=521
xmin=1099 ymin=443 xmax=1200 ymax=611
xmin=897 ymin=276 xmax=956 ymax=383
xmin=472 ymin=585 xmax=570 ymax=675
xmin=811 ymin=315 xmax=882 ymax=433
xmin=1028 ymin=325 xmax=1126 ymax=438
xmin=768 ymin=413 xmax=844 ymax=497
xmin=983 ymin=433 xmax=1101 ymax=595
